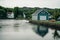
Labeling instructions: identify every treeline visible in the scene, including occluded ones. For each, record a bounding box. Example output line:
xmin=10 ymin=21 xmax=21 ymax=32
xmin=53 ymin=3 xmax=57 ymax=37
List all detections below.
xmin=47 ymin=8 xmax=60 ymax=20
xmin=0 ymin=6 xmax=60 ymax=20
xmin=0 ymin=6 xmax=37 ymax=19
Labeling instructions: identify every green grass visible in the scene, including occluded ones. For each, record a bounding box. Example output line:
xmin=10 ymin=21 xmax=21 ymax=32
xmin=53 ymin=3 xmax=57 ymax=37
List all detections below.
xmin=54 ymin=21 xmax=60 ymax=24
xmin=30 ymin=20 xmax=60 ymax=25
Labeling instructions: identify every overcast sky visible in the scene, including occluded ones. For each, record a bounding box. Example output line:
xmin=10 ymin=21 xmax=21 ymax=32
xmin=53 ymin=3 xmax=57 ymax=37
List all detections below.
xmin=0 ymin=0 xmax=60 ymax=8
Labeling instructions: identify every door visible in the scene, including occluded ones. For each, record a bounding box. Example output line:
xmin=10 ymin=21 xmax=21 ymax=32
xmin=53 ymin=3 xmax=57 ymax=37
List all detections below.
xmin=40 ymin=16 xmax=47 ymax=20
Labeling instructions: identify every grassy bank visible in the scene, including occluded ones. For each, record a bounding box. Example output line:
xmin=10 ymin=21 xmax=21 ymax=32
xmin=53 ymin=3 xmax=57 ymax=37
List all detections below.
xmin=54 ymin=21 xmax=60 ymax=24
xmin=29 ymin=20 xmax=60 ymax=30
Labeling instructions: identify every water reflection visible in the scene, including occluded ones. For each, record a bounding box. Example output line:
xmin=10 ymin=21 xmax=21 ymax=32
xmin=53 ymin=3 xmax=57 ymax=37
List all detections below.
xmin=14 ymin=23 xmax=19 ymax=32
xmin=0 ymin=20 xmax=60 ymax=40
xmin=0 ymin=25 xmax=2 ymax=31
xmin=53 ymin=30 xmax=60 ymax=39
xmin=34 ymin=25 xmax=48 ymax=37
xmin=0 ymin=26 xmax=2 ymax=28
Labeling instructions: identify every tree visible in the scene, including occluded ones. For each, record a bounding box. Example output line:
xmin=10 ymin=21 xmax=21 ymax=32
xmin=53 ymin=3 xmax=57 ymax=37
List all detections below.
xmin=53 ymin=9 xmax=60 ymax=20
xmin=6 ymin=8 xmax=13 ymax=12
xmin=13 ymin=7 xmax=23 ymax=19
xmin=0 ymin=9 xmax=7 ymax=19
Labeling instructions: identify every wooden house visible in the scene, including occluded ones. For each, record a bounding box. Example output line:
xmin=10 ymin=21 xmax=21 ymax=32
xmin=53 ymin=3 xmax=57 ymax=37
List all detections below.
xmin=32 ymin=9 xmax=51 ymax=20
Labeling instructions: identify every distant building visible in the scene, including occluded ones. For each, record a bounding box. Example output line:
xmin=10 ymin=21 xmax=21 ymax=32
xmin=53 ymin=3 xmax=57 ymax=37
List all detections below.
xmin=32 ymin=9 xmax=51 ymax=20
xmin=7 ymin=12 xmax=14 ymax=18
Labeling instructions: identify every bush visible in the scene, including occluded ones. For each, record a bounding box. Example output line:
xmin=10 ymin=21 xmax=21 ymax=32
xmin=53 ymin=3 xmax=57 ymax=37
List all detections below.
xmin=0 ymin=9 xmax=7 ymax=19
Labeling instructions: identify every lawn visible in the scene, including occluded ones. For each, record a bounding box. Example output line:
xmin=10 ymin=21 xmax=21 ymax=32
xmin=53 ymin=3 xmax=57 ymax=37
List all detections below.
xmin=54 ymin=21 xmax=60 ymax=24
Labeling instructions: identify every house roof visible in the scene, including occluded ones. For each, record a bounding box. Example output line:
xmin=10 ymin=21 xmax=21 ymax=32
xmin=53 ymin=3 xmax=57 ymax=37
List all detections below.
xmin=32 ymin=8 xmax=51 ymax=16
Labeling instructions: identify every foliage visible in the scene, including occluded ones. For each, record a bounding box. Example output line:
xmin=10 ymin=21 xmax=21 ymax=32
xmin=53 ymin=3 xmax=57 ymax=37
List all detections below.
xmin=0 ymin=6 xmax=60 ymax=20
xmin=6 ymin=8 xmax=13 ymax=12
xmin=0 ymin=9 xmax=7 ymax=19
xmin=52 ymin=9 xmax=60 ymax=20
xmin=13 ymin=7 xmax=23 ymax=19
xmin=0 ymin=6 xmax=7 ymax=19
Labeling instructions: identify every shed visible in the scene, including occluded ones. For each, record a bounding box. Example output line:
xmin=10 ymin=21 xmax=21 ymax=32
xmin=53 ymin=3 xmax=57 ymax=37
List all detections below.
xmin=32 ymin=9 xmax=51 ymax=20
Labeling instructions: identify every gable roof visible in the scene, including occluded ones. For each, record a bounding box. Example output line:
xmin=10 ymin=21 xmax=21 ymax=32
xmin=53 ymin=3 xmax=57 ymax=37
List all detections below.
xmin=32 ymin=8 xmax=50 ymax=16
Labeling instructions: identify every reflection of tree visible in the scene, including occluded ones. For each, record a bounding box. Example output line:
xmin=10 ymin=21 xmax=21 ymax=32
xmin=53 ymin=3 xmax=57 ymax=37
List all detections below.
xmin=0 ymin=26 xmax=2 ymax=28
xmin=53 ymin=30 xmax=60 ymax=39
xmin=0 ymin=25 xmax=2 ymax=32
xmin=14 ymin=23 xmax=19 ymax=27
xmin=14 ymin=23 xmax=19 ymax=32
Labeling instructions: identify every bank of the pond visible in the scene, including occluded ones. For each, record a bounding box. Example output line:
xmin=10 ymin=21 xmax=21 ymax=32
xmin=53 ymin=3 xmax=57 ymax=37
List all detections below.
xmin=29 ymin=20 xmax=60 ymax=30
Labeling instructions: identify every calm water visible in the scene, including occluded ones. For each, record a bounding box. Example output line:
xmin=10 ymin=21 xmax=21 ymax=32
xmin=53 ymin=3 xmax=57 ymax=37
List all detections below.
xmin=0 ymin=20 xmax=60 ymax=40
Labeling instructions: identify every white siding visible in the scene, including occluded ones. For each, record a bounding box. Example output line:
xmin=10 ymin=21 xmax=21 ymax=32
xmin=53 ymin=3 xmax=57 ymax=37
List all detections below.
xmin=32 ymin=15 xmax=37 ymax=20
xmin=7 ymin=13 xmax=14 ymax=18
xmin=49 ymin=16 xmax=51 ymax=18
xmin=40 ymin=16 xmax=46 ymax=20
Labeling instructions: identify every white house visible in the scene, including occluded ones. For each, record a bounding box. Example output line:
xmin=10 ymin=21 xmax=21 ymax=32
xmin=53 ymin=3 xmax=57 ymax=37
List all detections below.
xmin=7 ymin=12 xmax=14 ymax=18
xmin=32 ymin=9 xmax=51 ymax=20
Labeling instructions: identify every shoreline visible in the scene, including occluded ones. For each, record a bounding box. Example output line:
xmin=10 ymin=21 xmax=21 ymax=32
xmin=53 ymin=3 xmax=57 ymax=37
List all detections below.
xmin=29 ymin=20 xmax=60 ymax=30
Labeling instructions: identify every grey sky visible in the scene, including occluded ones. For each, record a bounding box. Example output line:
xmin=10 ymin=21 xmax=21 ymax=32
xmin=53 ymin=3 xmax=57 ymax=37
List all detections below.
xmin=0 ymin=0 xmax=60 ymax=8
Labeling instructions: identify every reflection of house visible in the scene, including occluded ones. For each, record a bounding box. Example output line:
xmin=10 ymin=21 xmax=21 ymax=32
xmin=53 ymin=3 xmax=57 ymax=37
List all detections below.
xmin=36 ymin=26 xmax=48 ymax=37
xmin=7 ymin=12 xmax=14 ymax=18
xmin=32 ymin=9 xmax=51 ymax=20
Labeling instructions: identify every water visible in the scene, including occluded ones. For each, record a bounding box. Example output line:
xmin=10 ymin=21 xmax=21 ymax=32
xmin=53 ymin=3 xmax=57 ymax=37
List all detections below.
xmin=0 ymin=20 xmax=60 ymax=40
